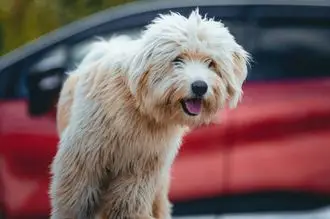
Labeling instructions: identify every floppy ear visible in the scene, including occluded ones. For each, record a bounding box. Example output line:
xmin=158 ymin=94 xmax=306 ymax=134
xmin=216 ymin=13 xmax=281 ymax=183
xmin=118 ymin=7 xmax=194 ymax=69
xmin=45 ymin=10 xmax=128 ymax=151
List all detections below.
xmin=226 ymin=47 xmax=250 ymax=108
xmin=233 ymin=49 xmax=249 ymax=86
xmin=127 ymin=44 xmax=153 ymax=96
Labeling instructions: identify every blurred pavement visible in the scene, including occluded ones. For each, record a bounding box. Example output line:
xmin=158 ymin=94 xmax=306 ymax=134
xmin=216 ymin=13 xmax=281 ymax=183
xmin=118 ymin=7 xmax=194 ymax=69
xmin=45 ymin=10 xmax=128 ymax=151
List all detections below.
xmin=174 ymin=206 xmax=330 ymax=219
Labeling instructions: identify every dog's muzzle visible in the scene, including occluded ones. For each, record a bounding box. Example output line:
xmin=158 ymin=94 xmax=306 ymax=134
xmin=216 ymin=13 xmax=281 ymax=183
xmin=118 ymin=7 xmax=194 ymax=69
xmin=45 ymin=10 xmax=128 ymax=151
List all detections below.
xmin=180 ymin=80 xmax=208 ymax=116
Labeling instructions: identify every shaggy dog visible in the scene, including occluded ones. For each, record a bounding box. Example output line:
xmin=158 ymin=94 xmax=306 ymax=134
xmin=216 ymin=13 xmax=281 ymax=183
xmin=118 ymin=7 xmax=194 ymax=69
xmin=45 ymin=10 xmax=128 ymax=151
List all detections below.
xmin=50 ymin=9 xmax=250 ymax=219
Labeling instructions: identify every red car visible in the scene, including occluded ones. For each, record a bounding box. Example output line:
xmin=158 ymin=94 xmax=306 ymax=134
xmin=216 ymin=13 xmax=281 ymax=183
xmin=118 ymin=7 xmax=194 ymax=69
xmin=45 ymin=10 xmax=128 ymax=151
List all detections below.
xmin=1 ymin=0 xmax=330 ymax=218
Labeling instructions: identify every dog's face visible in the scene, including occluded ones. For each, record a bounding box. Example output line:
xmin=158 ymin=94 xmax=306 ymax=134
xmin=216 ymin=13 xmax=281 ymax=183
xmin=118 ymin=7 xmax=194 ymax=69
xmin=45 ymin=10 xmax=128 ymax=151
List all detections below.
xmin=128 ymin=9 xmax=250 ymax=127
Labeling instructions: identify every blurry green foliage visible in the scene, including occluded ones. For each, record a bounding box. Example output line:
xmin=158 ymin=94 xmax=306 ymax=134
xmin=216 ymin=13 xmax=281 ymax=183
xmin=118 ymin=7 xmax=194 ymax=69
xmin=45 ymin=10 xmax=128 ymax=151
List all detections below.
xmin=0 ymin=0 xmax=134 ymax=55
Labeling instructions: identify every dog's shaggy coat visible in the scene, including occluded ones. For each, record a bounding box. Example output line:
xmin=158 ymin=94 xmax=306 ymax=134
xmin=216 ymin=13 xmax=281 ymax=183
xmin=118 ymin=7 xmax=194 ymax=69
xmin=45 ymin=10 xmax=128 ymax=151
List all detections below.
xmin=49 ymin=9 xmax=250 ymax=219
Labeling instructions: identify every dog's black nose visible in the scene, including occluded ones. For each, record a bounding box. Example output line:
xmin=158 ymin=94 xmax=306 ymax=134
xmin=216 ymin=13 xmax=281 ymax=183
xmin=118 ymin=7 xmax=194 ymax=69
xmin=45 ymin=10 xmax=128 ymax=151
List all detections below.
xmin=191 ymin=80 xmax=208 ymax=96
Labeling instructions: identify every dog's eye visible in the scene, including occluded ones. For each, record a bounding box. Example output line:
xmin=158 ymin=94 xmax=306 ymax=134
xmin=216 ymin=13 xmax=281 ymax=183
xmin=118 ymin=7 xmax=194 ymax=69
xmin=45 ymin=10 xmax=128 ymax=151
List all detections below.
xmin=205 ymin=59 xmax=216 ymax=69
xmin=172 ymin=57 xmax=184 ymax=66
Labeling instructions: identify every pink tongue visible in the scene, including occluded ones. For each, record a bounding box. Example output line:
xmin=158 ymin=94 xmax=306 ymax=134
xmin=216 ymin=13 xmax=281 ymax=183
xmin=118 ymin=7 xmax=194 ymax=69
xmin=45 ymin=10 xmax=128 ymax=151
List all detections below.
xmin=185 ymin=99 xmax=202 ymax=114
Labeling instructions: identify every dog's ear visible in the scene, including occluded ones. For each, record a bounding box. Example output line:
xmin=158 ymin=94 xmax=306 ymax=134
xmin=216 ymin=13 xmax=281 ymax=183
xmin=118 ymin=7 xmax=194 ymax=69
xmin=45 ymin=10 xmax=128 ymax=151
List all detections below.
xmin=226 ymin=47 xmax=250 ymax=108
xmin=127 ymin=45 xmax=153 ymax=96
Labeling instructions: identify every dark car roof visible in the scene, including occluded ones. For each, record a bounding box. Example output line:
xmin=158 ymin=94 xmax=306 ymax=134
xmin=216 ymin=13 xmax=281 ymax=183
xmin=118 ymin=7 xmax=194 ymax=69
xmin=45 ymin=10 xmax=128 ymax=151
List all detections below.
xmin=1 ymin=0 xmax=330 ymax=71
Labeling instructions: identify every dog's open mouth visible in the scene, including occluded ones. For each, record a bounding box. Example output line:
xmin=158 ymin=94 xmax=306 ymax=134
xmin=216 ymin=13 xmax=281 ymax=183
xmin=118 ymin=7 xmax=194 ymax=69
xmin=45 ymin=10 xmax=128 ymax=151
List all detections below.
xmin=181 ymin=98 xmax=202 ymax=116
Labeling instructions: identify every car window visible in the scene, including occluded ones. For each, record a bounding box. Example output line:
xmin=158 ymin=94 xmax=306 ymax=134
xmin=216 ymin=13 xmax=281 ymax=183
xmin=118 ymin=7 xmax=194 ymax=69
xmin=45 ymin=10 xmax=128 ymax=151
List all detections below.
xmin=248 ymin=18 xmax=330 ymax=81
xmin=14 ymin=45 xmax=68 ymax=98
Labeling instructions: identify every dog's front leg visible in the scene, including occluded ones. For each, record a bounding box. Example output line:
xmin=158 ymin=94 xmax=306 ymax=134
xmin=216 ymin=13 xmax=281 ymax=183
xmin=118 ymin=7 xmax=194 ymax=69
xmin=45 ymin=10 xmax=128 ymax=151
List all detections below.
xmin=50 ymin=141 xmax=106 ymax=219
xmin=152 ymin=173 xmax=172 ymax=219
xmin=100 ymin=175 xmax=158 ymax=219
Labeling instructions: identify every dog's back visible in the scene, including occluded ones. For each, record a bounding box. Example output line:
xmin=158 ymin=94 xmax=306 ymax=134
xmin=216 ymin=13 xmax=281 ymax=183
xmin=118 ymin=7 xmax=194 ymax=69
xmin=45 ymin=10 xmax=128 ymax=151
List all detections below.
xmin=56 ymin=35 xmax=135 ymax=135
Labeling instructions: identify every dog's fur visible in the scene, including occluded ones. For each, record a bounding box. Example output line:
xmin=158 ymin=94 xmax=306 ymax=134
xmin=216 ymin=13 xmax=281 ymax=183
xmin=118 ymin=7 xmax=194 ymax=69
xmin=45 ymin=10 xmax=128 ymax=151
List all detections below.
xmin=49 ymin=9 xmax=250 ymax=219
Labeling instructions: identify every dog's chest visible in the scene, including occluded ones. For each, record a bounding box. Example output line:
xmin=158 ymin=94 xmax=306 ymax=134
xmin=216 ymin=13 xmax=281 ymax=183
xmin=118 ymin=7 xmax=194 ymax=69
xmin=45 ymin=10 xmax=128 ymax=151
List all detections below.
xmin=107 ymin=127 xmax=184 ymax=176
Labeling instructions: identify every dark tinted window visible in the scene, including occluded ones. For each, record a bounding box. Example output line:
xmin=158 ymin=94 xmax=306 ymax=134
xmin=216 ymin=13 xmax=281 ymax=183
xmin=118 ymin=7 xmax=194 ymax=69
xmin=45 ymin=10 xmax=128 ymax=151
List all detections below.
xmin=249 ymin=18 xmax=330 ymax=81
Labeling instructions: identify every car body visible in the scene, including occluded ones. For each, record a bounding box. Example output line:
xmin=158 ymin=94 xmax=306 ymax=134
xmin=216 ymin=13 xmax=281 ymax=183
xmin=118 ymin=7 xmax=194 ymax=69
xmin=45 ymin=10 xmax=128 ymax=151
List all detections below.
xmin=1 ymin=0 xmax=330 ymax=218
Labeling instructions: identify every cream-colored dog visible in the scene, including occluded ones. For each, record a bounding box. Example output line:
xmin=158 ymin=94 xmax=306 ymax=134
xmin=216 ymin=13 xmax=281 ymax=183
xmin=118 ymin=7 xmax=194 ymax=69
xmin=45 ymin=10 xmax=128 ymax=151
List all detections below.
xmin=49 ymin=9 xmax=250 ymax=219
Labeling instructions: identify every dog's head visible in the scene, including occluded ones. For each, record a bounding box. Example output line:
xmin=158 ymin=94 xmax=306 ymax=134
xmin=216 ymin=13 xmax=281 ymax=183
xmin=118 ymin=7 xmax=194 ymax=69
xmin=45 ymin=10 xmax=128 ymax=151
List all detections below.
xmin=127 ymin=9 xmax=250 ymax=127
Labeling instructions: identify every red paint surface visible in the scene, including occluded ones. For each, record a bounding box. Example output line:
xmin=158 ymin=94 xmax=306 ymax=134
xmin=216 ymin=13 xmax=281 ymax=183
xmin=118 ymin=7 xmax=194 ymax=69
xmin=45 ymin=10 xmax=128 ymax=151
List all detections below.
xmin=1 ymin=77 xmax=330 ymax=217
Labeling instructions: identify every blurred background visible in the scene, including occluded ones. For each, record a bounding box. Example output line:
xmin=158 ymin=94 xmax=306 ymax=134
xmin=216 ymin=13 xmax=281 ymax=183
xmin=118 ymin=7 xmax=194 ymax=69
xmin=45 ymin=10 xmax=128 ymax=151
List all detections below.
xmin=1 ymin=0 xmax=330 ymax=218
xmin=0 ymin=0 xmax=134 ymax=56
